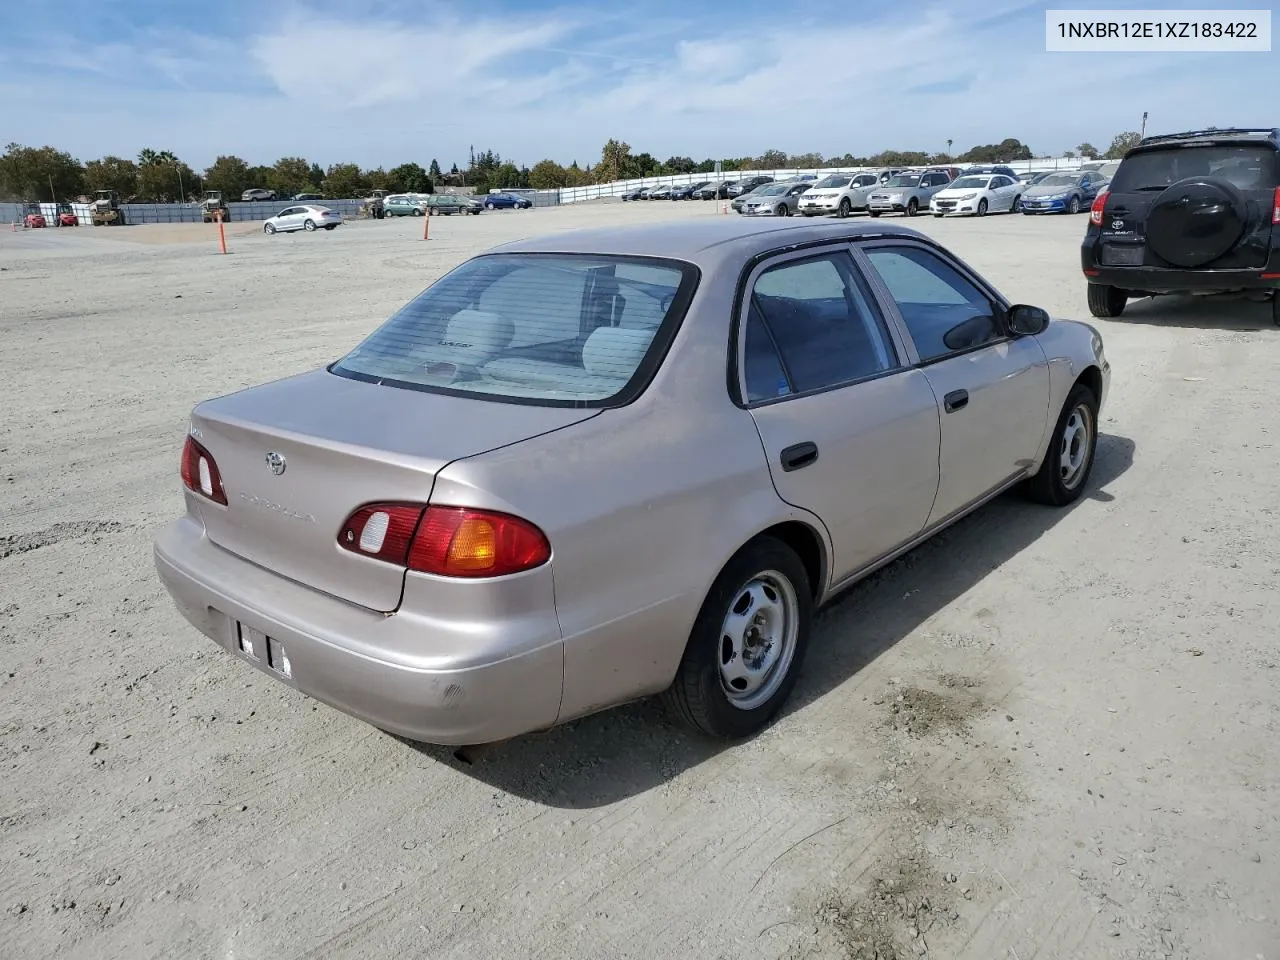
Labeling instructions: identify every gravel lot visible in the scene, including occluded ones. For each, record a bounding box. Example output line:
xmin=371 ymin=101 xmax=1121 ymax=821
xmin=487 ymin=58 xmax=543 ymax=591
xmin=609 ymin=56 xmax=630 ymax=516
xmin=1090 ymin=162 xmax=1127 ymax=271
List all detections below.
xmin=2 ymin=202 xmax=1277 ymax=960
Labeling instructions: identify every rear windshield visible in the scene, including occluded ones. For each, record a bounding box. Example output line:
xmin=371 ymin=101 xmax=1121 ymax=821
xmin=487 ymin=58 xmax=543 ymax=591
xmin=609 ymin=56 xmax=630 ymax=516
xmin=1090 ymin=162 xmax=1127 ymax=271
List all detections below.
xmin=331 ymin=254 xmax=696 ymax=406
xmin=1110 ymin=145 xmax=1276 ymax=192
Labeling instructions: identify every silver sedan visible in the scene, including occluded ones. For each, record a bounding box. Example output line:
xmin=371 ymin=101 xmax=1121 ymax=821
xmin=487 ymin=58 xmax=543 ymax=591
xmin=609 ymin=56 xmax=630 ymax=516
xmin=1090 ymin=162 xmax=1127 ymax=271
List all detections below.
xmin=154 ymin=218 xmax=1110 ymax=747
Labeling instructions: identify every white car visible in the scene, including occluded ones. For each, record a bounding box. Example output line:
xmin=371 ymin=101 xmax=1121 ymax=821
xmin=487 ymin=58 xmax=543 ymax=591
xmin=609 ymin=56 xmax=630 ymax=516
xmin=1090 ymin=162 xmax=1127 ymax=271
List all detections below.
xmin=929 ymin=174 xmax=1023 ymax=217
xmin=263 ymin=204 xmax=343 ymax=234
xmin=796 ymin=172 xmax=881 ymax=217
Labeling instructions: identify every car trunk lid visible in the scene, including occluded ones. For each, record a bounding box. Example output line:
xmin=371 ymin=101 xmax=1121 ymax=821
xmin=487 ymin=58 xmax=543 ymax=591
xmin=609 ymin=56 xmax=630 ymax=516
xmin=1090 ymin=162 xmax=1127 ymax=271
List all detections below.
xmin=189 ymin=369 xmax=597 ymax=612
xmin=1099 ymin=143 xmax=1276 ymax=270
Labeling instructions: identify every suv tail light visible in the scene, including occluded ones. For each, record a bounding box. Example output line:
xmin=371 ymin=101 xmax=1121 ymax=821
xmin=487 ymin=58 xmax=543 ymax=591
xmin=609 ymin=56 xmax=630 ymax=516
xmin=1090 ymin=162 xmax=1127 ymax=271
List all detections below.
xmin=338 ymin=503 xmax=550 ymax=579
xmin=1272 ymin=186 xmax=1280 ymax=225
xmin=181 ymin=435 xmax=227 ymax=505
xmin=1090 ymin=188 xmax=1109 ymax=226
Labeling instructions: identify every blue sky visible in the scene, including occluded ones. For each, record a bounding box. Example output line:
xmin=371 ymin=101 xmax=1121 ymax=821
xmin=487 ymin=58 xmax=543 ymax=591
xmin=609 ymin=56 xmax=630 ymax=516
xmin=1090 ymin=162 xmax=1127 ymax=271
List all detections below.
xmin=0 ymin=0 xmax=1274 ymax=171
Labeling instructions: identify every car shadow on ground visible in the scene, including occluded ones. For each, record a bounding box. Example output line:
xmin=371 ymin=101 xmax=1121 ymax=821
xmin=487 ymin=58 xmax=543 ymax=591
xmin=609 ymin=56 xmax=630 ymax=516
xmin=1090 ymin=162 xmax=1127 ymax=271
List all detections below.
xmin=1111 ymin=293 xmax=1276 ymax=330
xmin=398 ymin=432 xmax=1136 ymax=809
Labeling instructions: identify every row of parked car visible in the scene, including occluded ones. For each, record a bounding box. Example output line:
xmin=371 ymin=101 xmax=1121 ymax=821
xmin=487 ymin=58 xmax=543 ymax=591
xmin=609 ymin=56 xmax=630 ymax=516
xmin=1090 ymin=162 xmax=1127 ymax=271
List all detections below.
xmin=623 ymin=161 xmax=1120 ymax=219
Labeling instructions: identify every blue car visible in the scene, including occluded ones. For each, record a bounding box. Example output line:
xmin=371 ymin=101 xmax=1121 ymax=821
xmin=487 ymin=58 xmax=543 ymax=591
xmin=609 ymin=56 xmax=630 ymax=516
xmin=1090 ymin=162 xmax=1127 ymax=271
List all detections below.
xmin=481 ymin=192 xmax=533 ymax=210
xmin=1020 ymin=170 xmax=1109 ymax=215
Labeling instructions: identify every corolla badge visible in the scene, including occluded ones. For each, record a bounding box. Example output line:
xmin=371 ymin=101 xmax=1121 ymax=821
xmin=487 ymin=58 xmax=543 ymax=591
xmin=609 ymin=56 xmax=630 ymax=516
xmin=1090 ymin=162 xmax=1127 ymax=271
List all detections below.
xmin=265 ymin=451 xmax=286 ymax=476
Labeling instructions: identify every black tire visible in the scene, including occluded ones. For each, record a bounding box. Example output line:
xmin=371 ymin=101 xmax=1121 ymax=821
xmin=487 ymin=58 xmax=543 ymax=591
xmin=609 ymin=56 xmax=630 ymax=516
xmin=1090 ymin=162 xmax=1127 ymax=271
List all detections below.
xmin=933 ymin=213 xmax=943 ymax=218
xmin=837 ymin=198 xmax=851 ymax=218
xmin=303 ymin=219 xmax=315 ymax=231
xmin=411 ymin=208 xmax=422 ymax=216
xmin=264 ymin=223 xmax=275 ymax=234
xmin=1087 ymin=283 xmax=1126 ymax=318
xmin=1068 ymin=195 xmax=1081 ymax=215
xmin=777 ymin=205 xmax=789 ymax=217
xmin=906 ymin=198 xmax=919 ymax=217
xmin=486 ymin=201 xmax=495 ymax=210
xmin=663 ymin=537 xmax=813 ymax=739
xmin=1271 ymin=291 xmax=1280 ymax=327
xmin=324 ymin=224 xmax=336 ymax=230
xmin=976 ymin=198 xmax=988 ymax=217
xmin=869 ymin=211 xmax=881 ymax=218
xmin=1010 ymin=194 xmax=1022 ymax=213
xmin=1024 ymin=383 xmax=1099 ymax=506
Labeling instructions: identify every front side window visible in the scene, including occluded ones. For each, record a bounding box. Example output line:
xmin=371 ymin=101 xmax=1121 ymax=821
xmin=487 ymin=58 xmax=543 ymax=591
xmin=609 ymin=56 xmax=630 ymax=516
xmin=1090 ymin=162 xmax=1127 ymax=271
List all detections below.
xmin=742 ymin=253 xmax=897 ymax=401
xmin=332 ymin=254 xmax=695 ymax=405
xmin=865 ymin=246 xmax=1003 ymax=362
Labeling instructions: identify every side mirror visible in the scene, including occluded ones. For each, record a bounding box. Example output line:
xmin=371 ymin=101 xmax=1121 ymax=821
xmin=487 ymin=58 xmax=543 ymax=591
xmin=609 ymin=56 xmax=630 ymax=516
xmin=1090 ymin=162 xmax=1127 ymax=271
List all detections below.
xmin=1007 ymin=304 xmax=1050 ymax=336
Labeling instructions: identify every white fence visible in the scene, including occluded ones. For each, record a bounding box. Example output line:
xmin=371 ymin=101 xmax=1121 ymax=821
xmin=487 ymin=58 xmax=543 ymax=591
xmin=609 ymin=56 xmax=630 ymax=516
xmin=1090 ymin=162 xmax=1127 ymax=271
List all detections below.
xmin=558 ymin=155 xmax=1093 ymax=204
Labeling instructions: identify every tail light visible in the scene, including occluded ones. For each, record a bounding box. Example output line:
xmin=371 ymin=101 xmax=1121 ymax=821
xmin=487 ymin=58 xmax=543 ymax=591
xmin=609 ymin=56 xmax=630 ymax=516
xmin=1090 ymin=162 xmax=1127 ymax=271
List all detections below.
xmin=181 ymin=436 xmax=227 ymax=505
xmin=1089 ymin=188 xmax=1109 ymax=226
xmin=338 ymin=503 xmax=550 ymax=579
xmin=1272 ymin=186 xmax=1280 ymax=225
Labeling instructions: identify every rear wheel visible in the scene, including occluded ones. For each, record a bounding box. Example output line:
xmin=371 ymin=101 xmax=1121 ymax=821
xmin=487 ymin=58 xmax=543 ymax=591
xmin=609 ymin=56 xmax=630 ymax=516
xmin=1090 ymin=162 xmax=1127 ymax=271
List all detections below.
xmin=663 ymin=537 xmax=813 ymax=739
xmin=1025 ymin=384 xmax=1099 ymax=506
xmin=1087 ymin=283 xmax=1127 ymax=318
xmin=324 ymin=224 xmax=336 ymax=230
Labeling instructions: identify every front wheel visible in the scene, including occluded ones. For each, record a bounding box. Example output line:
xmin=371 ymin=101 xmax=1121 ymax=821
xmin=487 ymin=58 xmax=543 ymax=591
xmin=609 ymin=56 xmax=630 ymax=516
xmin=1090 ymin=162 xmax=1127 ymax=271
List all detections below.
xmin=905 ymin=198 xmax=919 ymax=217
xmin=1087 ymin=283 xmax=1127 ymax=318
xmin=837 ymin=198 xmax=852 ymax=218
xmin=663 ymin=538 xmax=813 ymax=739
xmin=1010 ymin=194 xmax=1022 ymax=213
xmin=869 ymin=210 xmax=881 ymax=218
xmin=264 ymin=223 xmax=275 ymax=234
xmin=976 ymin=198 xmax=988 ymax=217
xmin=486 ymin=202 xmax=495 ymax=210
xmin=1068 ymin=195 xmax=1081 ymax=215
xmin=303 ymin=219 xmax=316 ymax=231
xmin=1024 ymin=384 xmax=1099 ymax=506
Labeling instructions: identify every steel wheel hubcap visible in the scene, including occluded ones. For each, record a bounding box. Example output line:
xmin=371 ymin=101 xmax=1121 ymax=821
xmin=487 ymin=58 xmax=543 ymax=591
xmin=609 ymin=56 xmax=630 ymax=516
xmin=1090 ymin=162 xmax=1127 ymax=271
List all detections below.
xmin=1059 ymin=403 xmax=1093 ymax=489
xmin=718 ymin=570 xmax=799 ymax=710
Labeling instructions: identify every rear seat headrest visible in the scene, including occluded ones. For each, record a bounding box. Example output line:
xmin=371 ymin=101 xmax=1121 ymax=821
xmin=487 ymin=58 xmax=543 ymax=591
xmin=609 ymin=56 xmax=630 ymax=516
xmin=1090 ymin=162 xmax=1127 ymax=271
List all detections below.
xmin=442 ymin=309 xmax=514 ymax=357
xmin=582 ymin=326 xmax=655 ymax=380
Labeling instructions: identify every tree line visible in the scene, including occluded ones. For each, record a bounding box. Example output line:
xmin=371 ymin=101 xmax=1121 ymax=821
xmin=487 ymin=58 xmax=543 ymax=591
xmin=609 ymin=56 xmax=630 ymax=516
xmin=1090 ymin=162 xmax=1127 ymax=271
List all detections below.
xmin=0 ymin=133 xmax=1142 ymax=203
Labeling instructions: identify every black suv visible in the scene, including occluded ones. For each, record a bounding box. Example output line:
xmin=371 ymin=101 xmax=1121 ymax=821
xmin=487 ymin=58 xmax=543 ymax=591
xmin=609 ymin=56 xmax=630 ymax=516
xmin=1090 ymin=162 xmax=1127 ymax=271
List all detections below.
xmin=1081 ymin=127 xmax=1280 ymax=325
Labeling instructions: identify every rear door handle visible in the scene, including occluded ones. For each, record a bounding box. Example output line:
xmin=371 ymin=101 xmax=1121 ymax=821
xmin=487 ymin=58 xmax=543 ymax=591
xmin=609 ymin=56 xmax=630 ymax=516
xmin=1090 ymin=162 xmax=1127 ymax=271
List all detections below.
xmin=943 ymin=389 xmax=969 ymax=413
xmin=779 ymin=441 xmax=819 ymax=472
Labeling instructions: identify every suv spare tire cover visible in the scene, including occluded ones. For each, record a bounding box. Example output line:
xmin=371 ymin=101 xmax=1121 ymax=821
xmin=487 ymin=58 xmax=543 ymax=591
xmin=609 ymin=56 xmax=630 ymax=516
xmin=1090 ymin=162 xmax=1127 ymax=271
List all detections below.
xmin=1146 ymin=176 xmax=1248 ymax=268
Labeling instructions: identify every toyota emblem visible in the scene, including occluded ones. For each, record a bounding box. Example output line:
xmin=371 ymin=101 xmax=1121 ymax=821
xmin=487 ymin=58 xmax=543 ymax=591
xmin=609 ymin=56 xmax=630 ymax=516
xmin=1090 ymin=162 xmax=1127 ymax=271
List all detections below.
xmin=265 ymin=451 xmax=286 ymax=476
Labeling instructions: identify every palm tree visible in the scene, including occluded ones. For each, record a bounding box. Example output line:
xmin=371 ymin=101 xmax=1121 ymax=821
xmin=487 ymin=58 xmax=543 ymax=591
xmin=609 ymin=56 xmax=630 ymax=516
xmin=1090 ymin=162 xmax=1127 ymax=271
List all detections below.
xmin=137 ymin=148 xmax=159 ymax=166
xmin=155 ymin=150 xmax=178 ymax=165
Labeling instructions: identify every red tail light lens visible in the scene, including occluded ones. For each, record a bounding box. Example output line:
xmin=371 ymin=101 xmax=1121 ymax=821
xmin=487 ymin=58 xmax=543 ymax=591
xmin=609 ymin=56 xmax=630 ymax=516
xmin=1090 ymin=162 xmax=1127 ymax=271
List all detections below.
xmin=337 ymin=502 xmax=425 ymax=566
xmin=1089 ymin=188 xmax=1108 ymax=226
xmin=181 ymin=436 xmax=227 ymax=505
xmin=336 ymin=504 xmax=551 ymax=578
xmin=410 ymin=507 xmax=551 ymax=578
xmin=1272 ymin=186 xmax=1280 ymax=225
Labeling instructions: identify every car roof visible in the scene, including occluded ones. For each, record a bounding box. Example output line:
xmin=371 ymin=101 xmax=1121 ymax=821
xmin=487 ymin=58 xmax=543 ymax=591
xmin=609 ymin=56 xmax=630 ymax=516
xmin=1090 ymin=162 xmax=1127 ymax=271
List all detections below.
xmin=1135 ymin=127 xmax=1279 ymax=150
xmin=490 ymin=217 xmax=929 ymax=267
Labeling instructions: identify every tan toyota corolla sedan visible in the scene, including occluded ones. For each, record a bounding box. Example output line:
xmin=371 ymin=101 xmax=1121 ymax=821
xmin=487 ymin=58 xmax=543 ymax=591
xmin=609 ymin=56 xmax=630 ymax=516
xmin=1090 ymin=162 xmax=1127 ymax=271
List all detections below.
xmin=154 ymin=218 xmax=1110 ymax=747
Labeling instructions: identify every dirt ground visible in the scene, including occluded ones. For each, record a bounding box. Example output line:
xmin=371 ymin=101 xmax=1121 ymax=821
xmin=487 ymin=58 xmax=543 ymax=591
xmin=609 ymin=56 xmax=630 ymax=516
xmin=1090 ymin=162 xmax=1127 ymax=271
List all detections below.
xmin=1 ymin=202 xmax=1277 ymax=960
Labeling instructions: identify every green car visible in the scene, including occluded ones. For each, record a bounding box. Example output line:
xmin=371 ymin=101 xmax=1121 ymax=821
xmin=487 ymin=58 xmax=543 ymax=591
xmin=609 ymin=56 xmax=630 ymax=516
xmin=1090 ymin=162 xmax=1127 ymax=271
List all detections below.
xmin=384 ymin=195 xmax=429 ymax=217
xmin=426 ymin=194 xmax=482 ymax=216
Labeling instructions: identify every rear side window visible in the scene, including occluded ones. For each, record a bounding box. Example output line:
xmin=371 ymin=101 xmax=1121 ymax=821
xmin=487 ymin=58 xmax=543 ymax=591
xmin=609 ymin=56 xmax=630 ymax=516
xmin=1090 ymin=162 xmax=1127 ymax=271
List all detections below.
xmin=1110 ymin=145 xmax=1277 ymax=192
xmin=743 ymin=253 xmax=898 ymax=401
xmin=332 ymin=254 xmax=695 ymax=406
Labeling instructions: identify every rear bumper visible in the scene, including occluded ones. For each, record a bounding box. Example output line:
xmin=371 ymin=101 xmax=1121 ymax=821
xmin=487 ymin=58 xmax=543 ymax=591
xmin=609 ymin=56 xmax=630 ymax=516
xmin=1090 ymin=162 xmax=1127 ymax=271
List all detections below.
xmin=153 ymin=516 xmax=564 ymax=746
xmin=1081 ymin=238 xmax=1280 ymax=292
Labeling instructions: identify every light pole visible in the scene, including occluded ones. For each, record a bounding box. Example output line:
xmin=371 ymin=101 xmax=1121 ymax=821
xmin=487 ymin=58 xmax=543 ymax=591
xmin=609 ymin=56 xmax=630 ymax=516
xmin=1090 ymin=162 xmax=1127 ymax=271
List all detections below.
xmin=946 ymin=138 xmax=952 ymax=159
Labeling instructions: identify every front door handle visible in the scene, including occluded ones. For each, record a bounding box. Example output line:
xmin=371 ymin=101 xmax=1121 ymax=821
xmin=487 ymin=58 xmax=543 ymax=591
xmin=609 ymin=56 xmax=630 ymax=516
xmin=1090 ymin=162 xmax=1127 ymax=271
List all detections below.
xmin=780 ymin=441 xmax=819 ymax=472
xmin=943 ymin=389 xmax=969 ymax=413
